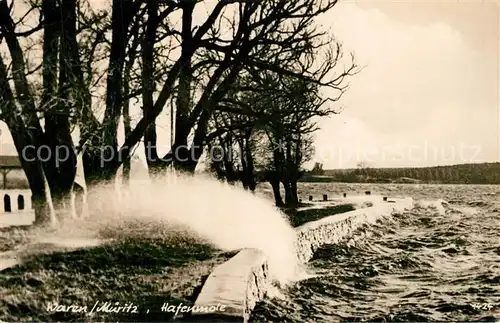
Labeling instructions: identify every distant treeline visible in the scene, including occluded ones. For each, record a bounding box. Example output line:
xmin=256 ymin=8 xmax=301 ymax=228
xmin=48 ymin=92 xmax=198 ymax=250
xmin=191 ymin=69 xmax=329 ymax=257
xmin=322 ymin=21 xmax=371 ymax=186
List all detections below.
xmin=302 ymin=162 xmax=500 ymax=184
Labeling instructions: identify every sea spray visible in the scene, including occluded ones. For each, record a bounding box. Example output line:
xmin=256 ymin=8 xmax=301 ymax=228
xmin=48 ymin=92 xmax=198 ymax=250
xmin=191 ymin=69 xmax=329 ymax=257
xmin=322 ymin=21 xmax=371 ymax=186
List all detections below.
xmin=26 ymin=173 xmax=302 ymax=284
xmin=252 ymin=185 xmax=500 ymax=323
xmin=415 ymin=199 xmax=447 ymax=216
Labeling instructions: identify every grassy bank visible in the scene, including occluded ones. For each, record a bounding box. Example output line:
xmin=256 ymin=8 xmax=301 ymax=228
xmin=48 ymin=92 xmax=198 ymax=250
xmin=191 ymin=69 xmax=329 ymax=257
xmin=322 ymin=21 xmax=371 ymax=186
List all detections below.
xmin=0 ymin=225 xmax=236 ymax=322
xmin=0 ymin=225 xmax=33 ymax=252
xmin=283 ymin=204 xmax=356 ymax=227
xmin=0 ymin=196 xmax=361 ymax=322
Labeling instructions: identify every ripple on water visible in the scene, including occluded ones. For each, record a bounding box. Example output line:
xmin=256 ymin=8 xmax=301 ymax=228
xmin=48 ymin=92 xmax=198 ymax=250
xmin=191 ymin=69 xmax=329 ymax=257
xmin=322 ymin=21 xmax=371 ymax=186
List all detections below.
xmin=251 ymin=184 xmax=500 ymax=322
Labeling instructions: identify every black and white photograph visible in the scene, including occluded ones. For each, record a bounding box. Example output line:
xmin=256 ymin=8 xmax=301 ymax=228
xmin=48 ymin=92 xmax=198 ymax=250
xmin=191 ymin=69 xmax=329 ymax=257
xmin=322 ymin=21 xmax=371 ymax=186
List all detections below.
xmin=0 ymin=0 xmax=499 ymax=322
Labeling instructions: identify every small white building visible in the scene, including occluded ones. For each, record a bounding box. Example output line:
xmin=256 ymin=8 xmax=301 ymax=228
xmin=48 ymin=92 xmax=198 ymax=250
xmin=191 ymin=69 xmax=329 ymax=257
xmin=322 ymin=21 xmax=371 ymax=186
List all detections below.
xmin=0 ymin=153 xmax=150 ymax=227
xmin=0 ymin=156 xmax=32 ymax=211
xmin=0 ymin=156 xmax=34 ymax=227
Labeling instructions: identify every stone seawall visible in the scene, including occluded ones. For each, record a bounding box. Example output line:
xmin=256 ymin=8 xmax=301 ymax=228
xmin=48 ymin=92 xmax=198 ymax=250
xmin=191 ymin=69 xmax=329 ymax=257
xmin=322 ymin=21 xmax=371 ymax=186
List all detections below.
xmin=191 ymin=197 xmax=414 ymax=322
xmin=295 ymin=197 xmax=413 ymax=263
xmin=190 ymin=248 xmax=268 ymax=322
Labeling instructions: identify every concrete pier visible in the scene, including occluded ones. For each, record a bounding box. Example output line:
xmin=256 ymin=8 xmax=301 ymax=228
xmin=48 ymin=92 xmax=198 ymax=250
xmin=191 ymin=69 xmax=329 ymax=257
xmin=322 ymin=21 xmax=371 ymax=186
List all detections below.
xmin=191 ymin=196 xmax=414 ymax=322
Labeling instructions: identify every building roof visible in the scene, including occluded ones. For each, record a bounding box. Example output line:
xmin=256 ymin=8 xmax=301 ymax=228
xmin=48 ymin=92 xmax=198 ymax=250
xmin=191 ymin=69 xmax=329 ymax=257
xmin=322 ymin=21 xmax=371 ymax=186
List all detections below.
xmin=0 ymin=155 xmax=22 ymax=168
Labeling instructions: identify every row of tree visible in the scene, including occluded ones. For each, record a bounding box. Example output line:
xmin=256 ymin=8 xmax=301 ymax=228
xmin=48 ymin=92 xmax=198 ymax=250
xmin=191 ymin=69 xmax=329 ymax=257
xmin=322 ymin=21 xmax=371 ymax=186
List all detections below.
xmin=0 ymin=0 xmax=356 ymax=223
xmin=308 ymin=162 xmax=500 ymax=184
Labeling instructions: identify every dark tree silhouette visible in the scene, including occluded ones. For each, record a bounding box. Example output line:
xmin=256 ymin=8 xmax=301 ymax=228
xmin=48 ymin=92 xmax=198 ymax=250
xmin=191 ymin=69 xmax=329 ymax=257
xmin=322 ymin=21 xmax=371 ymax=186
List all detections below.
xmin=0 ymin=0 xmax=357 ymax=221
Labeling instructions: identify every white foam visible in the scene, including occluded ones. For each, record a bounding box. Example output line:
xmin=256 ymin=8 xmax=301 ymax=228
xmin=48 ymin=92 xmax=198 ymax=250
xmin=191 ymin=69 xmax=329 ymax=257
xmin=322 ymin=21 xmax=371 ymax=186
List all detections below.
xmin=415 ymin=199 xmax=447 ymax=215
xmin=18 ymin=174 xmax=300 ymax=283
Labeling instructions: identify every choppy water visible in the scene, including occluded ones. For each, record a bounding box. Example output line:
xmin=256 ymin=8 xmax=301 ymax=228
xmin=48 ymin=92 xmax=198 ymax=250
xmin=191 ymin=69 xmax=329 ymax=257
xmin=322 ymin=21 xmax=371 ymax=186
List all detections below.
xmin=252 ymin=184 xmax=500 ymax=322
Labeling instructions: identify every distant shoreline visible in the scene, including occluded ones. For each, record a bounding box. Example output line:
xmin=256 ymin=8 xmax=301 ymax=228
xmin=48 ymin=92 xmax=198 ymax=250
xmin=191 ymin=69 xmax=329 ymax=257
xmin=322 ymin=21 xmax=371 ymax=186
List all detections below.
xmin=302 ymin=162 xmax=500 ymax=185
xmin=299 ymin=177 xmax=499 ymax=185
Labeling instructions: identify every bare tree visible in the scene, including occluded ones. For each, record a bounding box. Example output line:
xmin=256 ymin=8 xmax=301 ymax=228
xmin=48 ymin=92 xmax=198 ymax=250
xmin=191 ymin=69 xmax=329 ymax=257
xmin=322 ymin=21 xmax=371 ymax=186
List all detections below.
xmin=206 ymin=67 xmax=353 ymax=207
xmin=0 ymin=0 xmax=80 ymax=223
xmin=311 ymin=162 xmax=324 ymax=174
xmin=0 ymin=0 xmax=357 ymax=222
xmin=142 ymin=0 xmax=356 ymax=174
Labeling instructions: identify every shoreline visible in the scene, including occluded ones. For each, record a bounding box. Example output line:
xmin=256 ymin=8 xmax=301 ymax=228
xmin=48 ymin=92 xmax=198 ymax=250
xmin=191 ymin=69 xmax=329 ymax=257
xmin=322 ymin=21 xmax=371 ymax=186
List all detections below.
xmin=192 ymin=196 xmax=414 ymax=322
xmin=0 ymin=234 xmax=236 ymax=322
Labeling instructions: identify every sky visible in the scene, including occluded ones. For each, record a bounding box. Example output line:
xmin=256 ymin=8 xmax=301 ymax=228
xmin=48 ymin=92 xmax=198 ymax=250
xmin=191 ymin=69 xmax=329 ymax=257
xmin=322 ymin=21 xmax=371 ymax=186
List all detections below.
xmin=1 ymin=0 xmax=499 ymax=170
xmin=311 ymin=0 xmax=499 ymax=168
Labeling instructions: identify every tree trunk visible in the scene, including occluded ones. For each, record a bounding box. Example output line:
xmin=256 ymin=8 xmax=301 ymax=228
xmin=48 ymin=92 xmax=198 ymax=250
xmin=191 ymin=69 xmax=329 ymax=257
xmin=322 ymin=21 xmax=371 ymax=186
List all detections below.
xmin=145 ymin=123 xmax=160 ymax=175
xmin=290 ymin=178 xmax=299 ymax=203
xmin=0 ymin=40 xmax=54 ymax=225
xmin=122 ymin=80 xmax=132 ymax=184
xmin=284 ymin=182 xmax=296 ymax=207
xmin=270 ymin=137 xmax=288 ymax=207
xmin=221 ymin=135 xmax=238 ymax=183
xmin=41 ymin=0 xmax=59 ymax=107
xmin=18 ymin=136 xmax=55 ymax=225
xmin=269 ymin=174 xmax=284 ymax=207
xmin=141 ymin=1 xmax=161 ymax=176
xmin=102 ymin=0 xmax=137 ymax=150
xmin=121 ymin=12 xmax=142 ymax=184
xmin=164 ymin=11 xmax=248 ymax=173
xmin=9 ymin=124 xmax=54 ymax=224
xmin=208 ymin=142 xmax=226 ymax=181
xmin=283 ymin=139 xmax=298 ymax=207
xmin=43 ymin=0 xmax=79 ymax=220
xmin=243 ymin=133 xmax=257 ymax=192
xmin=238 ymin=134 xmax=256 ymax=192
xmin=168 ymin=1 xmax=195 ymax=173
xmin=283 ymin=173 xmax=299 ymax=206
xmin=86 ymin=0 xmax=139 ymax=186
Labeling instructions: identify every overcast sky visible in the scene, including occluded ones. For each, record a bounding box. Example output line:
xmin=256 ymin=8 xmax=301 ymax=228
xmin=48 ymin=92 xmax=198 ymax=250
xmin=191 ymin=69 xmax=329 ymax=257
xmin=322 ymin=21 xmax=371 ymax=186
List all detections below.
xmin=1 ymin=0 xmax=499 ymax=169
xmin=311 ymin=0 xmax=499 ymax=168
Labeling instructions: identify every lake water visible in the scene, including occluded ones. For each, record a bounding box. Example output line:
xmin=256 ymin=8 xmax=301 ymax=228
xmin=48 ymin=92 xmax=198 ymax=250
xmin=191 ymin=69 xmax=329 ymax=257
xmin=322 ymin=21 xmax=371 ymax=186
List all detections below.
xmin=252 ymin=183 xmax=500 ymax=322
xmin=2 ymin=183 xmax=499 ymax=321
xmin=0 ymin=189 xmax=34 ymax=228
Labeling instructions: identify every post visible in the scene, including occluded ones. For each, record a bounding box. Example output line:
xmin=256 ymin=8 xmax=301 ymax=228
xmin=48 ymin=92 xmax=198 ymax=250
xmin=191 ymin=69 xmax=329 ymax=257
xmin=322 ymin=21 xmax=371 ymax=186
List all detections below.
xmin=323 ymin=194 xmax=327 ymax=201
xmin=309 ymin=195 xmax=313 ymax=201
